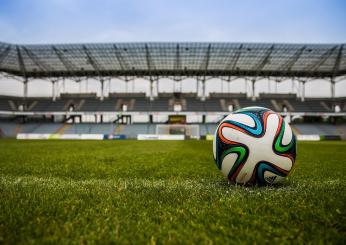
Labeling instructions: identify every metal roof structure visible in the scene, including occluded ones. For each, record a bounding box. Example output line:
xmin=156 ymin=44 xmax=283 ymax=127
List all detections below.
xmin=0 ymin=42 xmax=345 ymax=79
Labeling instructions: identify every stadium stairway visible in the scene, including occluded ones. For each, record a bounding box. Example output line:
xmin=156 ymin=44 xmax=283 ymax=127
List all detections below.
xmin=282 ymin=99 xmax=295 ymax=111
xmin=290 ymin=124 xmax=301 ymax=135
xmin=336 ymin=125 xmax=346 ymax=139
xmin=8 ymin=100 xmax=17 ymax=111
xmin=270 ymin=99 xmax=281 ymax=111
xmin=114 ymin=124 xmax=125 ymax=135
xmin=15 ymin=124 xmax=22 ymax=135
xmin=0 ymin=123 xmax=20 ymax=137
xmin=320 ymin=101 xmax=332 ymax=111
xmin=55 ymin=124 xmax=71 ymax=134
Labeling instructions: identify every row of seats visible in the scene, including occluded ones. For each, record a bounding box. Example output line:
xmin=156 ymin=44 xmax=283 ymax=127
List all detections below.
xmin=0 ymin=95 xmax=345 ymax=112
xmin=293 ymin=123 xmax=346 ymax=135
xmin=0 ymin=122 xmax=158 ymax=138
xmin=2 ymin=122 xmax=346 ymax=138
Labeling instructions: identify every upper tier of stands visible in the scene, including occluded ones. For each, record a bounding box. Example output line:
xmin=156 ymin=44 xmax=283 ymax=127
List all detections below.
xmin=0 ymin=93 xmax=345 ymax=113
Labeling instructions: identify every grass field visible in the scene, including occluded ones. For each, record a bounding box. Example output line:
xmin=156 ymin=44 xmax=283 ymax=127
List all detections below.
xmin=0 ymin=140 xmax=345 ymax=244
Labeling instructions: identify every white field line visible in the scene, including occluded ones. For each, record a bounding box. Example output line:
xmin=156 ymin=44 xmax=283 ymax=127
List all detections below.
xmin=0 ymin=175 xmax=344 ymax=194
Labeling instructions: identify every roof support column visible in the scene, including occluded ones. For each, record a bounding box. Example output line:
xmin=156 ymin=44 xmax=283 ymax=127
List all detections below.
xmin=157 ymin=79 xmax=160 ymax=94
xmin=196 ymin=79 xmax=199 ymax=96
xmin=62 ymin=79 xmax=66 ymax=93
xmin=251 ymin=79 xmax=256 ymax=101
xmin=23 ymin=78 xmax=28 ymax=99
xmin=100 ymin=79 xmax=104 ymax=101
xmin=201 ymin=79 xmax=206 ymax=101
xmin=52 ymin=80 xmax=57 ymax=101
xmin=301 ymin=80 xmax=306 ymax=102
xmin=331 ymin=79 xmax=336 ymax=98
xmin=150 ymin=78 xmax=154 ymax=101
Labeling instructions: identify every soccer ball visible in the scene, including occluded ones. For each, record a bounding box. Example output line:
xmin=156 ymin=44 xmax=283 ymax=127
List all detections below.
xmin=213 ymin=106 xmax=296 ymax=185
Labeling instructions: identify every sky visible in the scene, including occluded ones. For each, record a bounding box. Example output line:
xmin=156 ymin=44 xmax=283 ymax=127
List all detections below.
xmin=0 ymin=0 xmax=345 ymax=97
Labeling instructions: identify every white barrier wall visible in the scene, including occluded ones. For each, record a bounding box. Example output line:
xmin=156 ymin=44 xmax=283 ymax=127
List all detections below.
xmin=17 ymin=133 xmax=321 ymax=141
xmin=296 ymin=135 xmax=321 ymax=141
xmin=17 ymin=134 xmax=52 ymax=140
xmin=137 ymin=134 xmax=185 ymax=140
xmin=17 ymin=133 xmax=104 ymax=140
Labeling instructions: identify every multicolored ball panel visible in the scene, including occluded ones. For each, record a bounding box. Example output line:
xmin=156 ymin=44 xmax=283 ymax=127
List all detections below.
xmin=213 ymin=107 xmax=296 ymax=185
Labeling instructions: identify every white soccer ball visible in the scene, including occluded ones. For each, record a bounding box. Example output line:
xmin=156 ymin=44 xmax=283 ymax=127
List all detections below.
xmin=213 ymin=107 xmax=296 ymax=185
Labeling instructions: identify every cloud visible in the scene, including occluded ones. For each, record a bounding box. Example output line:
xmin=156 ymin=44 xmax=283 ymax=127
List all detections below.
xmin=0 ymin=0 xmax=345 ymax=95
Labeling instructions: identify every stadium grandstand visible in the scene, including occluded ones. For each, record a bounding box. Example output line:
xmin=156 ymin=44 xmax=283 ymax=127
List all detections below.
xmin=0 ymin=41 xmax=345 ymax=140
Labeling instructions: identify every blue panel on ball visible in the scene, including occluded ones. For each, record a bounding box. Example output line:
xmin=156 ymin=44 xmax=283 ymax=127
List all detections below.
xmin=226 ymin=112 xmax=263 ymax=136
xmin=256 ymin=162 xmax=287 ymax=185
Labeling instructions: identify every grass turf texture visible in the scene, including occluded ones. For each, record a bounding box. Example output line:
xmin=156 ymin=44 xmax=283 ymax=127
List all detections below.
xmin=0 ymin=140 xmax=345 ymax=244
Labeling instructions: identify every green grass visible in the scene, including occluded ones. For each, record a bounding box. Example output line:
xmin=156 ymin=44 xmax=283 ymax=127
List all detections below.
xmin=0 ymin=140 xmax=345 ymax=244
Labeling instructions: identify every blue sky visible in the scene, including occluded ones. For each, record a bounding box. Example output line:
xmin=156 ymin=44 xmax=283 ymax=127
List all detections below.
xmin=0 ymin=0 xmax=345 ymax=44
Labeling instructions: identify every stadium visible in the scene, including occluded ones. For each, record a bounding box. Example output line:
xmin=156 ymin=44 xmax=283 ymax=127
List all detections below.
xmin=1 ymin=1 xmax=346 ymax=244
xmin=1 ymin=42 xmax=345 ymax=140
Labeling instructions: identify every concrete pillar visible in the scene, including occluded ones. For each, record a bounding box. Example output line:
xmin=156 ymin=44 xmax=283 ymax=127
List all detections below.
xmin=301 ymin=80 xmax=306 ymax=102
xmin=201 ymin=79 xmax=206 ymax=101
xmin=196 ymin=79 xmax=199 ymax=96
xmin=100 ymin=79 xmax=104 ymax=101
xmin=23 ymin=78 xmax=28 ymax=99
xmin=52 ymin=81 xmax=57 ymax=101
xmin=156 ymin=79 xmax=159 ymax=94
xmin=63 ymin=79 xmax=66 ymax=93
xmin=251 ymin=79 xmax=256 ymax=101
xmin=331 ymin=79 xmax=336 ymax=98
xmin=150 ymin=79 xmax=154 ymax=101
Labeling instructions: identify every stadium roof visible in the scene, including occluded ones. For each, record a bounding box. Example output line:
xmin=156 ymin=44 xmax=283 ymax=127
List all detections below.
xmin=0 ymin=42 xmax=345 ymax=79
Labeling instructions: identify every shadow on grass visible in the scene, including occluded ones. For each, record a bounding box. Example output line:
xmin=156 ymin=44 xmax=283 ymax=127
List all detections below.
xmin=212 ymin=178 xmax=292 ymax=190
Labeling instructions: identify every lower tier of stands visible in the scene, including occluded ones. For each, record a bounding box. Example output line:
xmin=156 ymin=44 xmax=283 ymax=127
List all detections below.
xmin=1 ymin=122 xmax=345 ymax=139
